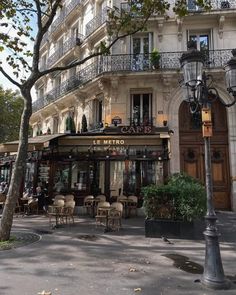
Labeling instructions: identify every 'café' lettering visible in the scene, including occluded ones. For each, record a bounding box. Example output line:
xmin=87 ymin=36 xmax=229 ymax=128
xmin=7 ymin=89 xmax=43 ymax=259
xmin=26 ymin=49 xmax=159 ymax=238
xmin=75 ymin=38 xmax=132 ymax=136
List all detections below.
xmin=121 ymin=126 xmax=152 ymax=134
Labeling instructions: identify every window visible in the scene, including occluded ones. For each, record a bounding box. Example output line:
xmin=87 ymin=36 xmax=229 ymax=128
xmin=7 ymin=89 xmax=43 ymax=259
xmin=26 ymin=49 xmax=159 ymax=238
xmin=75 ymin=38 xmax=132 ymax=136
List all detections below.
xmin=131 ymin=93 xmax=152 ymax=125
xmin=188 ymin=31 xmax=211 ymax=64
xmin=53 ymin=116 xmax=59 ymax=134
xmin=92 ymin=98 xmax=103 ymax=129
xmin=132 ymin=33 xmax=152 ymax=70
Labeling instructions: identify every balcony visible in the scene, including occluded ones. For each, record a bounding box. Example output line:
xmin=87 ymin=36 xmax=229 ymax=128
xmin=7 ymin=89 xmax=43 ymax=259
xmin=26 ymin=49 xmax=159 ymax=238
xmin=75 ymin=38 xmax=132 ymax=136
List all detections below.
xmin=187 ymin=0 xmax=236 ymax=12
xmin=33 ymin=49 xmax=232 ymax=112
xmin=85 ymin=6 xmax=111 ymax=37
xmin=45 ymin=34 xmax=84 ymax=68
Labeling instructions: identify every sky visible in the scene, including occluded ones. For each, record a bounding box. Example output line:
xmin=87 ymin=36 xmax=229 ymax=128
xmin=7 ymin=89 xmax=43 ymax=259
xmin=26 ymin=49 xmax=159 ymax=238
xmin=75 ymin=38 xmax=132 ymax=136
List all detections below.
xmin=0 ymin=5 xmax=37 ymax=99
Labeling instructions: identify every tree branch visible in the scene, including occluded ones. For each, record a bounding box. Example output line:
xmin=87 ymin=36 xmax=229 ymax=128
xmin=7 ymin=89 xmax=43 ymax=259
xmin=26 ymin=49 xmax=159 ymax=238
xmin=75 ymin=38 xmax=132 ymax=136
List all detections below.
xmin=0 ymin=67 xmax=21 ymax=88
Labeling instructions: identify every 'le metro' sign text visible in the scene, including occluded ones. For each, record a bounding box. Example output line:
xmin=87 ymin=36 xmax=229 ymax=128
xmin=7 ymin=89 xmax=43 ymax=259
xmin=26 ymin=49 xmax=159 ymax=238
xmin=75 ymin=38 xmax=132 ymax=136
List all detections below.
xmin=121 ymin=126 xmax=152 ymax=134
xmin=93 ymin=139 xmax=125 ymax=145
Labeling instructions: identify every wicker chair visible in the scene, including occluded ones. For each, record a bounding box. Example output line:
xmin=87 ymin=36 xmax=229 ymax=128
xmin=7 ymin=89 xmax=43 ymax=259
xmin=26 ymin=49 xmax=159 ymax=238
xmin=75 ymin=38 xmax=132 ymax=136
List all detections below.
xmin=108 ymin=202 xmax=123 ymax=231
xmin=95 ymin=201 xmax=110 ymax=227
xmin=48 ymin=199 xmax=65 ymax=226
xmin=127 ymin=195 xmax=138 ymax=217
xmin=83 ymin=195 xmax=94 ymax=216
xmin=63 ymin=200 xmax=75 ymax=224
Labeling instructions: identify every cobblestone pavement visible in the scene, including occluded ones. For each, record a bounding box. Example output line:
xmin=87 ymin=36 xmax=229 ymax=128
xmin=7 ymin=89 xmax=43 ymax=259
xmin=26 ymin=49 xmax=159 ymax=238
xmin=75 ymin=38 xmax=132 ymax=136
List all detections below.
xmin=0 ymin=211 xmax=235 ymax=295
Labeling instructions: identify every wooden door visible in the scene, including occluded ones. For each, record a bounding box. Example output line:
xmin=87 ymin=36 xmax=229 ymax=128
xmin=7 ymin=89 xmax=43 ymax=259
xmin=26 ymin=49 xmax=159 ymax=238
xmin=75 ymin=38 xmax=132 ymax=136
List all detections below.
xmin=179 ymin=101 xmax=231 ymax=210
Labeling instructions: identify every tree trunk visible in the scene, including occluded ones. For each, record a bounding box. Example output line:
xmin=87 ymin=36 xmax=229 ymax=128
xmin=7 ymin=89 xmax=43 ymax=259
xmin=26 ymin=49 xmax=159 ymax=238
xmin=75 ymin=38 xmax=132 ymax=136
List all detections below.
xmin=0 ymin=90 xmax=32 ymax=241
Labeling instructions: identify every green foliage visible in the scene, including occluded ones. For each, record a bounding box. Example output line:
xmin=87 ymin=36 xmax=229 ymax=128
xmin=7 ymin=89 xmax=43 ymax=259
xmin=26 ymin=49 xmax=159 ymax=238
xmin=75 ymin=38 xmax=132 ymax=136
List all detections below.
xmin=81 ymin=114 xmax=88 ymax=133
xmin=65 ymin=115 xmax=76 ymax=134
xmin=150 ymin=48 xmax=160 ymax=68
xmin=0 ymin=85 xmax=24 ymax=143
xmin=142 ymin=173 xmax=206 ymax=222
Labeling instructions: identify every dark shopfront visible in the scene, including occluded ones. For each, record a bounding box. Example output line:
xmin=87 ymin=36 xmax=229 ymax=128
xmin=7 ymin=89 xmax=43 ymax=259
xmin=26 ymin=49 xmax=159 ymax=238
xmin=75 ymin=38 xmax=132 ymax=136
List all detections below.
xmin=0 ymin=130 xmax=170 ymax=206
xmin=42 ymin=131 xmax=170 ymax=206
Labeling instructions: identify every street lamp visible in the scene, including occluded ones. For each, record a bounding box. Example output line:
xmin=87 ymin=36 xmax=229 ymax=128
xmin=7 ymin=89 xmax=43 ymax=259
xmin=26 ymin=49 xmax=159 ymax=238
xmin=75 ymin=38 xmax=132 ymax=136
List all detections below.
xmin=180 ymin=41 xmax=236 ymax=290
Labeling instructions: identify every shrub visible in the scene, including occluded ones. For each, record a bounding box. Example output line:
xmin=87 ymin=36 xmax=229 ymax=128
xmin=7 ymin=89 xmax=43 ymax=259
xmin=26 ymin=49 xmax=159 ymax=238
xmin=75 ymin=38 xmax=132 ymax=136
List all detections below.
xmin=142 ymin=173 xmax=206 ymax=222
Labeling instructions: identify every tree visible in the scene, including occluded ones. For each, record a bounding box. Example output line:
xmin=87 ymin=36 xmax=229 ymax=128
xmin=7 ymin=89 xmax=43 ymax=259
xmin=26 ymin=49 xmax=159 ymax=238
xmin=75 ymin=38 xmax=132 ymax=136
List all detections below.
xmin=0 ymin=86 xmax=24 ymax=143
xmin=0 ymin=0 xmax=211 ymax=240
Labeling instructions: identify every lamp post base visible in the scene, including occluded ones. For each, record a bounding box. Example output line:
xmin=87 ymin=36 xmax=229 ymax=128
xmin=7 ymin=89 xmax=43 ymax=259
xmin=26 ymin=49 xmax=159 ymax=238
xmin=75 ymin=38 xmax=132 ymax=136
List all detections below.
xmin=201 ymin=215 xmax=231 ymax=290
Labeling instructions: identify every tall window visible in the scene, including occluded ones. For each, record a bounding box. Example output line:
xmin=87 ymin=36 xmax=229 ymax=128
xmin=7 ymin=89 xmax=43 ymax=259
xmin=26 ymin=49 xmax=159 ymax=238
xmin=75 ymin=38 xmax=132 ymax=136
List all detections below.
xmin=92 ymin=98 xmax=103 ymax=129
xmin=132 ymin=33 xmax=152 ymax=70
xmin=188 ymin=31 xmax=211 ymax=63
xmin=131 ymin=93 xmax=152 ymax=125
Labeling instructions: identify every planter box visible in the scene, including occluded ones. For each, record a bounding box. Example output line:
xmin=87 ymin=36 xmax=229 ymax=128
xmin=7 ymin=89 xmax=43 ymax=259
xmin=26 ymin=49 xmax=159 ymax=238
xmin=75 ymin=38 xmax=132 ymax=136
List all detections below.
xmin=145 ymin=218 xmax=196 ymax=239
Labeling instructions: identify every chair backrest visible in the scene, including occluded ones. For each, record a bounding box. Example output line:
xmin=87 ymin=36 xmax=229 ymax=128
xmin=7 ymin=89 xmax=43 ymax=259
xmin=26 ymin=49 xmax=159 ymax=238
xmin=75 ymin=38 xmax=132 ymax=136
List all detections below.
xmin=54 ymin=194 xmax=65 ymax=201
xmin=54 ymin=199 xmax=65 ymax=207
xmin=111 ymin=202 xmax=123 ymax=213
xmin=128 ymin=195 xmax=138 ymax=203
xmin=84 ymin=195 xmax=94 ymax=202
xmin=97 ymin=201 xmax=110 ymax=208
xmin=65 ymin=194 xmax=74 ymax=202
xmin=117 ymin=195 xmax=127 ymax=201
xmin=64 ymin=200 xmax=75 ymax=208
xmin=95 ymin=195 xmax=106 ymax=202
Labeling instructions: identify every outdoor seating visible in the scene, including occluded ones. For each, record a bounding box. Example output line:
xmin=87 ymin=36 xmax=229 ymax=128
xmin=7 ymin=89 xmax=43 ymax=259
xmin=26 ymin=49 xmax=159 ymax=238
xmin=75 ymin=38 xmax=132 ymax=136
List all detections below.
xmin=117 ymin=196 xmax=128 ymax=218
xmin=127 ymin=195 xmax=138 ymax=217
xmin=65 ymin=194 xmax=74 ymax=202
xmin=83 ymin=195 xmax=94 ymax=216
xmin=95 ymin=201 xmax=110 ymax=227
xmin=63 ymin=200 xmax=75 ymax=224
xmin=48 ymin=199 xmax=65 ymax=226
xmin=23 ymin=197 xmax=38 ymax=215
xmin=54 ymin=194 xmax=65 ymax=201
xmin=108 ymin=202 xmax=123 ymax=231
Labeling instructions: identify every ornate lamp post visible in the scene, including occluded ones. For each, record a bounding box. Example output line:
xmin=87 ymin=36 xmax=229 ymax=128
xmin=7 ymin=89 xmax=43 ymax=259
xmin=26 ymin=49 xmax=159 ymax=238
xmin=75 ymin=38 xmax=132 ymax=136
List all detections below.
xmin=180 ymin=41 xmax=236 ymax=290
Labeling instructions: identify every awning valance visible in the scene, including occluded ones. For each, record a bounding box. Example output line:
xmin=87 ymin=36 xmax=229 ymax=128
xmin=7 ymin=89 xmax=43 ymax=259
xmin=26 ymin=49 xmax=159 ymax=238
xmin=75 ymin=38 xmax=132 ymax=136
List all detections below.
xmin=0 ymin=134 xmax=65 ymax=153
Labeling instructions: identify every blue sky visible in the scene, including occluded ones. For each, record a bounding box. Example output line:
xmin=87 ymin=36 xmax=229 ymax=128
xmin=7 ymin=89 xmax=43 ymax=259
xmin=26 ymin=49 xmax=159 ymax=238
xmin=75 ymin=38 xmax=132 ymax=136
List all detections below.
xmin=0 ymin=4 xmax=37 ymax=98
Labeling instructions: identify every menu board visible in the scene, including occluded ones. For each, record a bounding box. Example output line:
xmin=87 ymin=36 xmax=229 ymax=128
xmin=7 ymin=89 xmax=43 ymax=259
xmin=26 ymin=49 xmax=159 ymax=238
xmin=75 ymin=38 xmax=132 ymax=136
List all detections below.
xmin=38 ymin=164 xmax=50 ymax=182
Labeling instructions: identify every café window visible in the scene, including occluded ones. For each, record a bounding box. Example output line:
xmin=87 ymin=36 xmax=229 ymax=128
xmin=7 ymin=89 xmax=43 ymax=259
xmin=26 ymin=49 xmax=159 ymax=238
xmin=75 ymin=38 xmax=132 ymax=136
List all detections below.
xmin=131 ymin=93 xmax=152 ymax=126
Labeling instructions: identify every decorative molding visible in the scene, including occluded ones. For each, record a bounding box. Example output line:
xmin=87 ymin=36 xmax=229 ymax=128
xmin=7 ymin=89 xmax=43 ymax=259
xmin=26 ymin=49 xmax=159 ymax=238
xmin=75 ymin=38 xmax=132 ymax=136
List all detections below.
xmin=176 ymin=17 xmax=183 ymax=41
xmin=157 ymin=19 xmax=164 ymax=42
xmin=218 ymin=15 xmax=225 ymax=39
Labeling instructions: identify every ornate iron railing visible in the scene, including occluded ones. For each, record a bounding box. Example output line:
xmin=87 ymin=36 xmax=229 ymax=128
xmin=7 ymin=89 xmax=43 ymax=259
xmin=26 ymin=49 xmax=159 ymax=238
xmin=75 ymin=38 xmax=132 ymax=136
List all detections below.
xmin=187 ymin=0 xmax=236 ymax=11
xmin=33 ymin=49 xmax=233 ymax=112
xmin=65 ymin=0 xmax=84 ymax=17
xmin=85 ymin=6 xmax=111 ymax=36
xmin=46 ymin=34 xmax=85 ymax=68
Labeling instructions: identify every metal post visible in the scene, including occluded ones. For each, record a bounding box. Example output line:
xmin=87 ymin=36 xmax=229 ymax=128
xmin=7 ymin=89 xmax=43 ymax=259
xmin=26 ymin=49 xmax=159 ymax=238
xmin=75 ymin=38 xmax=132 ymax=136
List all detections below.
xmin=201 ymin=136 xmax=230 ymax=289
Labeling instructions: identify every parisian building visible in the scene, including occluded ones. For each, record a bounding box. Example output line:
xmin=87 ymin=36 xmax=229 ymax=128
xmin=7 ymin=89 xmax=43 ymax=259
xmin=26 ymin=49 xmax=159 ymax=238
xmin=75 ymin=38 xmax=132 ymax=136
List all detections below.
xmin=1 ymin=0 xmax=236 ymax=210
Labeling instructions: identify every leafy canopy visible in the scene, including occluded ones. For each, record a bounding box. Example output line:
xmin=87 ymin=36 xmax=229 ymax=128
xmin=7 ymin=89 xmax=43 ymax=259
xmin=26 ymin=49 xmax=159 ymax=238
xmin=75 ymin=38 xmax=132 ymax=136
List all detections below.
xmin=0 ymin=0 xmax=212 ymax=88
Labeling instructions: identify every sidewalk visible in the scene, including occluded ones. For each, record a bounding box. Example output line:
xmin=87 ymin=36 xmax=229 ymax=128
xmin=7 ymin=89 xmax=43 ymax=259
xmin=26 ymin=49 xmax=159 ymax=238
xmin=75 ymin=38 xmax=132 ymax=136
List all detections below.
xmin=0 ymin=211 xmax=236 ymax=295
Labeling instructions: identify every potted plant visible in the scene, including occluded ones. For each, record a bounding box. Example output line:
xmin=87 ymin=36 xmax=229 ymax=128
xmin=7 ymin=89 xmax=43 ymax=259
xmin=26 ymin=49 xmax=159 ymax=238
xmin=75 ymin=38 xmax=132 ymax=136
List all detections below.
xmin=142 ymin=173 xmax=206 ymax=238
xmin=65 ymin=115 xmax=76 ymax=134
xmin=150 ymin=48 xmax=161 ymax=69
xmin=81 ymin=114 xmax=88 ymax=133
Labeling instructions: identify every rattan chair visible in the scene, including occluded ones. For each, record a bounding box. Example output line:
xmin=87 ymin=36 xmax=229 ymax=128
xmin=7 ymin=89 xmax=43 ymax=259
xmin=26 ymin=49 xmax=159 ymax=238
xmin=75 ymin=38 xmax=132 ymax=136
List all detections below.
xmin=83 ymin=195 xmax=94 ymax=216
xmin=127 ymin=195 xmax=138 ymax=217
xmin=95 ymin=201 xmax=110 ymax=227
xmin=63 ymin=200 xmax=75 ymax=224
xmin=108 ymin=202 xmax=123 ymax=231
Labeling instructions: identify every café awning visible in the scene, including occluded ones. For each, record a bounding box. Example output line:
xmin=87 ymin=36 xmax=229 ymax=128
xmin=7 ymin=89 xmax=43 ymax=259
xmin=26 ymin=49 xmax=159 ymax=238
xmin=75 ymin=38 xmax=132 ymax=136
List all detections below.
xmin=0 ymin=134 xmax=65 ymax=153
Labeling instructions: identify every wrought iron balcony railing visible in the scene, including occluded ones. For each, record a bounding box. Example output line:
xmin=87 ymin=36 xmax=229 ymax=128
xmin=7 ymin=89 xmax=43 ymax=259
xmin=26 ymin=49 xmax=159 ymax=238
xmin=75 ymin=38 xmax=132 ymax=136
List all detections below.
xmin=65 ymin=0 xmax=84 ymax=17
xmin=187 ymin=0 xmax=236 ymax=11
xmin=44 ymin=34 xmax=85 ymax=68
xmin=85 ymin=6 xmax=111 ymax=36
xmin=33 ymin=49 xmax=233 ymax=112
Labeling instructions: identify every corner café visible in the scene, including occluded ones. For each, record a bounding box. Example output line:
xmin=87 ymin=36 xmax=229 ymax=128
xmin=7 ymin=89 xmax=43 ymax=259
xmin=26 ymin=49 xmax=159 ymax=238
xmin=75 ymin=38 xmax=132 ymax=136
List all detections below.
xmin=0 ymin=126 xmax=170 ymax=207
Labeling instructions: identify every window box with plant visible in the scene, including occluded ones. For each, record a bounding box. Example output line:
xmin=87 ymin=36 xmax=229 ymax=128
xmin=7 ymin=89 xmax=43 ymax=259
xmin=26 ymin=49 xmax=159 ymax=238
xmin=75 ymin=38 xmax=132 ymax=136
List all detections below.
xmin=142 ymin=173 xmax=206 ymax=238
xmin=150 ymin=48 xmax=161 ymax=69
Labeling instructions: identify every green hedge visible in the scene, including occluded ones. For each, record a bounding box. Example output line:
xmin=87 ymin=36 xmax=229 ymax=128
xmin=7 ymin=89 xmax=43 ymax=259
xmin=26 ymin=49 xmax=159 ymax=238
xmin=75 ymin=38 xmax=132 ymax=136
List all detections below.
xmin=142 ymin=173 xmax=206 ymax=222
